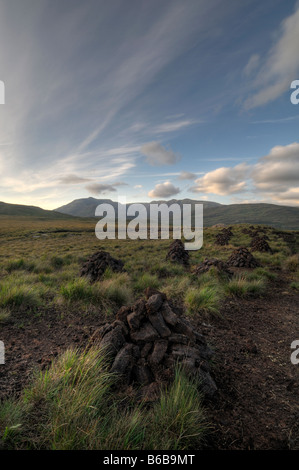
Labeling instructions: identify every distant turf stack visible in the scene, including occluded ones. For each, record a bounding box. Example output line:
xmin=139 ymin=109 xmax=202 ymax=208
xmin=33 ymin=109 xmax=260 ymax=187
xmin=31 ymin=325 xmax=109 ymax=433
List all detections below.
xmin=227 ymin=247 xmax=260 ymax=268
xmin=80 ymin=251 xmax=124 ymax=282
xmin=250 ymin=236 xmax=272 ymax=253
xmin=215 ymin=227 xmax=233 ymax=246
xmin=166 ymin=239 xmax=190 ymax=266
xmin=194 ymin=258 xmax=233 ymax=277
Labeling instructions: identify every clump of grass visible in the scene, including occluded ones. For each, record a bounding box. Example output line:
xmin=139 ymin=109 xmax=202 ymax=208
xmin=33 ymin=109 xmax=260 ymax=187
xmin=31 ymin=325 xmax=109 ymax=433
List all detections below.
xmin=60 ymin=274 xmax=133 ymax=310
xmin=0 ymin=348 xmax=206 ymax=450
xmin=50 ymin=255 xmax=72 ymax=270
xmin=6 ymin=258 xmax=36 ymax=273
xmin=225 ymin=276 xmax=266 ymax=297
xmin=148 ymin=367 xmax=206 ymax=450
xmin=60 ymin=278 xmax=101 ymax=304
xmin=254 ymin=267 xmax=277 ymax=280
xmin=100 ymin=273 xmax=133 ymax=307
xmin=0 ymin=308 xmax=10 ymax=322
xmin=185 ymin=285 xmax=221 ymax=316
xmin=284 ymin=255 xmax=299 ymax=273
xmin=290 ymin=281 xmax=299 ymax=290
xmin=0 ymin=282 xmax=41 ymax=310
xmin=163 ymin=275 xmax=192 ymax=300
xmin=134 ymin=273 xmax=160 ymax=292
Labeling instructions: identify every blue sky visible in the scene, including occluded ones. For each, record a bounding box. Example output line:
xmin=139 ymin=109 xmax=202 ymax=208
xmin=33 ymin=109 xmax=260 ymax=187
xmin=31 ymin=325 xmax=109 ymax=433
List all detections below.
xmin=0 ymin=0 xmax=299 ymax=208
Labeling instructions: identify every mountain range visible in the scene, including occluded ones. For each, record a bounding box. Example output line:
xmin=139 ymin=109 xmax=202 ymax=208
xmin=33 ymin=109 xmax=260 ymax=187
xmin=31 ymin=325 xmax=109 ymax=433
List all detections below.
xmin=56 ymin=197 xmax=299 ymax=230
xmin=0 ymin=198 xmax=298 ymax=230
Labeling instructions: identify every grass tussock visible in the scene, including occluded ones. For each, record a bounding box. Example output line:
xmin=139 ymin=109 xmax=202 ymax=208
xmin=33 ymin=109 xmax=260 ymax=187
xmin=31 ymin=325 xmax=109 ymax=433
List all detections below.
xmin=0 ymin=308 xmax=10 ymax=322
xmin=225 ymin=276 xmax=266 ymax=297
xmin=0 ymin=281 xmax=42 ymax=310
xmin=185 ymin=285 xmax=221 ymax=316
xmin=283 ymin=255 xmax=299 ymax=273
xmin=0 ymin=348 xmax=205 ymax=450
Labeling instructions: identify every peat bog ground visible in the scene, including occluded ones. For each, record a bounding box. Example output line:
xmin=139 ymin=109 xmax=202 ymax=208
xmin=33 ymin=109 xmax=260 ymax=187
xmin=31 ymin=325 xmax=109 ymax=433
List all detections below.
xmin=0 ymin=216 xmax=298 ymax=450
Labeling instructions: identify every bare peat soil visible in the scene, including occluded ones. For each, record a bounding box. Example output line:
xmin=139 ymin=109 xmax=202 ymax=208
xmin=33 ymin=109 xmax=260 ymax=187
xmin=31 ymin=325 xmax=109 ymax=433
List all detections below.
xmin=202 ymin=276 xmax=299 ymax=450
xmin=0 ymin=307 xmax=104 ymax=399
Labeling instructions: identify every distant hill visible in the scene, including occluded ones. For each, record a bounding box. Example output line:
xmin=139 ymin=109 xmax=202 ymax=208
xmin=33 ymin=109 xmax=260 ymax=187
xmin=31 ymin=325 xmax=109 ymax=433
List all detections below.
xmin=0 ymin=201 xmax=75 ymax=219
xmin=1 ymin=199 xmax=298 ymax=230
xmin=55 ymin=197 xmax=221 ymax=218
xmin=56 ymin=198 xmax=299 ymax=230
xmin=203 ymin=203 xmax=299 ymax=230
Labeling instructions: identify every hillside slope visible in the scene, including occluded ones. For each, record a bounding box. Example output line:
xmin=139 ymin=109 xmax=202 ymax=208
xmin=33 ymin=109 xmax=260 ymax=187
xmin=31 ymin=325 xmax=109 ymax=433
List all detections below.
xmin=56 ymin=197 xmax=220 ymax=217
xmin=56 ymin=198 xmax=299 ymax=230
xmin=203 ymin=203 xmax=299 ymax=230
xmin=0 ymin=201 xmax=75 ymax=219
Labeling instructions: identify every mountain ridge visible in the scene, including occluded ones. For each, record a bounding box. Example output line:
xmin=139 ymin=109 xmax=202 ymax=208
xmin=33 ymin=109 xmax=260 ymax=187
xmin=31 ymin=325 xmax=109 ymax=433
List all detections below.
xmin=1 ymin=199 xmax=298 ymax=230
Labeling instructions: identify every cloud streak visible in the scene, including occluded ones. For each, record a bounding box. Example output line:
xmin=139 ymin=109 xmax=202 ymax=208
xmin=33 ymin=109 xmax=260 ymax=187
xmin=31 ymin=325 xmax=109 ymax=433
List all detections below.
xmin=244 ymin=4 xmax=299 ymax=109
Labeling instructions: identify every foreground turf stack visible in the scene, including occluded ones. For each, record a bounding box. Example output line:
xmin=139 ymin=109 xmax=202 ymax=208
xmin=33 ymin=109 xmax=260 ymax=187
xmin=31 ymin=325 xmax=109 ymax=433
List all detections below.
xmin=80 ymin=250 xmax=124 ymax=282
xmin=91 ymin=290 xmax=217 ymax=399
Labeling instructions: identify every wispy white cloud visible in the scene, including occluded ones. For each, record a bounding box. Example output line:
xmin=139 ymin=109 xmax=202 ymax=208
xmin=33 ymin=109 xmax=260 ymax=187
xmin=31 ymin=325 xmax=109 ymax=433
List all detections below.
xmin=153 ymin=119 xmax=200 ymax=134
xmin=244 ymin=4 xmax=299 ymax=109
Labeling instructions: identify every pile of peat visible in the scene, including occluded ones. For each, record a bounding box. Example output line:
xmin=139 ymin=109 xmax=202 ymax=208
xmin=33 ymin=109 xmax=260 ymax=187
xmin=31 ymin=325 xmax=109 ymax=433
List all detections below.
xmin=80 ymin=251 xmax=124 ymax=282
xmin=194 ymin=258 xmax=233 ymax=277
xmin=215 ymin=227 xmax=233 ymax=246
xmin=166 ymin=239 xmax=190 ymax=266
xmin=250 ymin=236 xmax=272 ymax=253
xmin=227 ymin=247 xmax=260 ymax=268
xmin=91 ymin=290 xmax=217 ymax=400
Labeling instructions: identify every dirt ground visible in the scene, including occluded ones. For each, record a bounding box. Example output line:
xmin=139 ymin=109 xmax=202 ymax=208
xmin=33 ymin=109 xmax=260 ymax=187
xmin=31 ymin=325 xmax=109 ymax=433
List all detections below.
xmin=0 ymin=274 xmax=298 ymax=450
xmin=202 ymin=275 xmax=299 ymax=450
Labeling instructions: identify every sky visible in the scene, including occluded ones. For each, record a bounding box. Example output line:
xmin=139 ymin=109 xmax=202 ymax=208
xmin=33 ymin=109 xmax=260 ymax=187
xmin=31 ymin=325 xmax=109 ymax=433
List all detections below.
xmin=0 ymin=0 xmax=299 ymax=209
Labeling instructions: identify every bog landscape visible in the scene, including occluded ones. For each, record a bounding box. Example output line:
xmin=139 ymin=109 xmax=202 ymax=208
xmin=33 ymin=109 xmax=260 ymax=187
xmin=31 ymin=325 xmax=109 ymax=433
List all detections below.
xmin=1 ymin=0 xmax=299 ymax=456
xmin=0 ymin=199 xmax=298 ymax=450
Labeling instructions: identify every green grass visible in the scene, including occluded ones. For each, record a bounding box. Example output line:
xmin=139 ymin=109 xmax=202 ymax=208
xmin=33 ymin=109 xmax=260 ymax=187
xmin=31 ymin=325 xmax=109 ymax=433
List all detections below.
xmin=0 ymin=308 xmax=10 ymax=322
xmin=283 ymin=255 xmax=299 ymax=273
xmin=0 ymin=347 xmax=206 ymax=450
xmin=0 ymin=281 xmax=42 ymax=310
xmin=290 ymin=281 xmax=299 ymax=290
xmin=133 ymin=273 xmax=160 ymax=292
xmin=225 ymin=276 xmax=266 ymax=297
xmin=185 ymin=285 xmax=222 ymax=316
